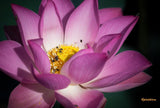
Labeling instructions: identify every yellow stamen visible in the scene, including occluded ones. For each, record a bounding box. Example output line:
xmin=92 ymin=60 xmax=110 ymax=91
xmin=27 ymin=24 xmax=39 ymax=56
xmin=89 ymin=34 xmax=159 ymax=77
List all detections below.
xmin=47 ymin=45 xmax=79 ymax=74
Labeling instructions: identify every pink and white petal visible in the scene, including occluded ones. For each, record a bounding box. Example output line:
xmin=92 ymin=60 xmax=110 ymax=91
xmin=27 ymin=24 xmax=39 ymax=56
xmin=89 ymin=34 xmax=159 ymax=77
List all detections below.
xmin=83 ymin=69 xmax=145 ymax=89
xmin=96 ymin=16 xmax=138 ymax=41
xmin=65 ymin=0 xmax=99 ymax=48
xmin=69 ymin=53 xmax=107 ymax=84
xmin=94 ymin=34 xmax=121 ymax=54
xmin=8 ymin=83 xmax=55 ymax=108
xmin=38 ymin=0 xmax=48 ymax=15
xmin=4 ymin=25 xmax=22 ymax=45
xmin=99 ymin=8 xmax=123 ymax=24
xmin=39 ymin=0 xmax=64 ymax=51
xmin=96 ymin=72 xmax=152 ymax=92
xmin=39 ymin=0 xmax=74 ymax=22
xmin=32 ymin=67 xmax=70 ymax=90
xmin=55 ymin=85 xmax=106 ymax=108
xmin=101 ymin=34 xmax=122 ymax=58
xmin=28 ymin=40 xmax=50 ymax=74
xmin=60 ymin=48 xmax=94 ymax=77
xmin=94 ymin=16 xmax=139 ymax=58
xmin=96 ymin=16 xmax=138 ymax=57
xmin=11 ymin=4 xmax=40 ymax=58
xmin=0 ymin=40 xmax=35 ymax=83
xmin=28 ymin=38 xmax=43 ymax=47
xmin=83 ymin=50 xmax=151 ymax=88
xmin=108 ymin=17 xmax=139 ymax=56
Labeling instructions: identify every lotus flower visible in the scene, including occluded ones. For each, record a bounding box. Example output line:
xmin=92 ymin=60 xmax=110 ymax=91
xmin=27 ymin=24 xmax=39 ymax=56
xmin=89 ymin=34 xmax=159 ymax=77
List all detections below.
xmin=0 ymin=0 xmax=152 ymax=107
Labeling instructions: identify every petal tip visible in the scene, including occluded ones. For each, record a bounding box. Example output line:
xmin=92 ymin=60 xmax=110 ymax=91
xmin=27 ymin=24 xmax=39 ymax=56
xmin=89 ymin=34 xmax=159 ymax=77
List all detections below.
xmin=11 ymin=4 xmax=22 ymax=12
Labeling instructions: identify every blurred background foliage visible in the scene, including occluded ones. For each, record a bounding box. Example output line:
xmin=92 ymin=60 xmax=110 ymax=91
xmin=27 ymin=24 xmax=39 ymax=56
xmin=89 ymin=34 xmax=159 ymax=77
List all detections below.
xmin=0 ymin=0 xmax=159 ymax=108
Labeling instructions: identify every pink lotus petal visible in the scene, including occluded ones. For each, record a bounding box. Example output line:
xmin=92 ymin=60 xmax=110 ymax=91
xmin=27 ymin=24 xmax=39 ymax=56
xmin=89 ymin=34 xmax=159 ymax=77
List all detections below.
xmin=100 ymin=50 xmax=152 ymax=77
xmin=99 ymin=8 xmax=123 ymax=24
xmin=55 ymin=85 xmax=106 ymax=108
xmin=28 ymin=38 xmax=43 ymax=47
xmin=11 ymin=4 xmax=40 ymax=58
xmin=83 ymin=70 xmax=143 ymax=89
xmin=8 ymin=83 xmax=55 ymax=108
xmin=61 ymin=48 xmax=94 ymax=77
xmin=39 ymin=0 xmax=74 ymax=22
xmin=83 ymin=51 xmax=151 ymax=88
xmin=94 ymin=34 xmax=121 ymax=54
xmin=96 ymin=16 xmax=139 ymax=57
xmin=4 ymin=25 xmax=22 ymax=44
xmin=96 ymin=72 xmax=152 ymax=92
xmin=0 ymin=40 xmax=35 ymax=83
xmin=101 ymin=34 xmax=122 ymax=58
xmin=69 ymin=53 xmax=107 ymax=84
xmin=39 ymin=0 xmax=64 ymax=51
xmin=65 ymin=0 xmax=99 ymax=48
xmin=32 ymin=67 xmax=70 ymax=90
xmin=28 ymin=40 xmax=50 ymax=74
xmin=97 ymin=16 xmax=138 ymax=40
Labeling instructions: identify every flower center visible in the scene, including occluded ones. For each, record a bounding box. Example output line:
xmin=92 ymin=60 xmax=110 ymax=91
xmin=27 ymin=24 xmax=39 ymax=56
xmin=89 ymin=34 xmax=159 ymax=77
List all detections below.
xmin=47 ymin=45 xmax=79 ymax=74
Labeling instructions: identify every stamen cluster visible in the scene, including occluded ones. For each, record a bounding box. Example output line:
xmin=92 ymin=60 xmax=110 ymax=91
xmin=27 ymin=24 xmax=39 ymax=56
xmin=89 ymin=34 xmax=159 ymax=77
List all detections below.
xmin=47 ymin=45 xmax=79 ymax=74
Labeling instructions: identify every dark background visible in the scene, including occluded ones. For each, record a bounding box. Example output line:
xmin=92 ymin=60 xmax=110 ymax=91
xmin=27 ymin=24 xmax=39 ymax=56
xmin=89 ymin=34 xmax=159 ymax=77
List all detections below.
xmin=0 ymin=0 xmax=160 ymax=108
